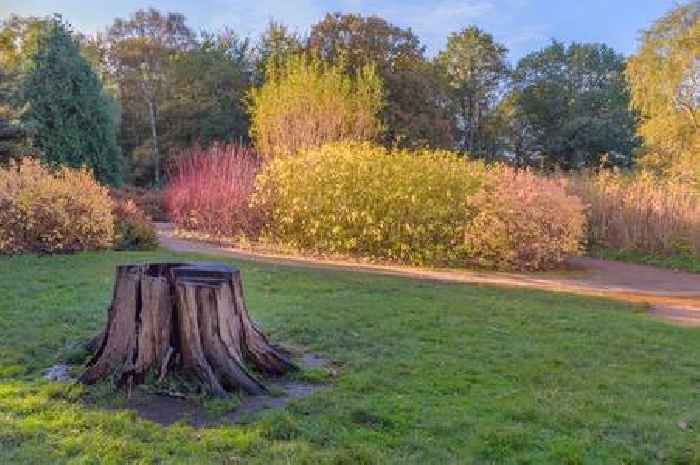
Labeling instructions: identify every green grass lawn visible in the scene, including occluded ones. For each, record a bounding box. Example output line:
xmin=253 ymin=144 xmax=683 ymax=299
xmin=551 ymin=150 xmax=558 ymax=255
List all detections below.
xmin=592 ymin=248 xmax=700 ymax=274
xmin=1 ymin=250 xmax=699 ymax=465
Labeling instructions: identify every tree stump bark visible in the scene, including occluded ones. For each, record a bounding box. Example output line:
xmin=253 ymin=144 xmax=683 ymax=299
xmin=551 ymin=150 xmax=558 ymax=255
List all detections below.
xmin=80 ymin=262 xmax=295 ymax=396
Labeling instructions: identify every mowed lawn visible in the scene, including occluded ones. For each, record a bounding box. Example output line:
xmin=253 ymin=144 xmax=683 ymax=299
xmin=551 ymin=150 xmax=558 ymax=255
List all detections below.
xmin=1 ymin=251 xmax=699 ymax=465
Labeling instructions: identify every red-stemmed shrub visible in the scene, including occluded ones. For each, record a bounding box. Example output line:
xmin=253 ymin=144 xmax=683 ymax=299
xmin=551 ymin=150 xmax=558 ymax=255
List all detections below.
xmin=164 ymin=144 xmax=263 ymax=238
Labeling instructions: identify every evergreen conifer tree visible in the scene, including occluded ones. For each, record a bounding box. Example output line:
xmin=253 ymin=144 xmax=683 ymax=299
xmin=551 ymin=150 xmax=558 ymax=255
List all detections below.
xmin=23 ymin=17 xmax=123 ymax=185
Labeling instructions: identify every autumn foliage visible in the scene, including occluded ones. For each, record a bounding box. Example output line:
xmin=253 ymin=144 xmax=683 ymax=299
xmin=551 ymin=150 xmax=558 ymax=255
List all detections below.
xmin=112 ymin=199 xmax=158 ymax=250
xmin=570 ymin=170 xmax=700 ymax=257
xmin=464 ymin=168 xmax=586 ymax=270
xmin=249 ymin=54 xmax=383 ymax=158
xmin=0 ymin=158 xmax=114 ymax=254
xmin=253 ymin=142 xmax=486 ymax=265
xmin=164 ymin=144 xmax=262 ymax=238
xmin=110 ymin=186 xmax=165 ymax=221
xmin=167 ymin=142 xmax=591 ymax=270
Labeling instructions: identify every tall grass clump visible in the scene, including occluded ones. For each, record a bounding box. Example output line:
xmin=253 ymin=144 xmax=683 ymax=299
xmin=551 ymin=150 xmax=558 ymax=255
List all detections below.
xmin=249 ymin=54 xmax=383 ymax=158
xmin=464 ymin=167 xmax=586 ymax=271
xmin=570 ymin=170 xmax=700 ymax=257
xmin=253 ymin=142 xmax=485 ymax=265
xmin=0 ymin=158 xmax=114 ymax=254
xmin=164 ymin=144 xmax=262 ymax=238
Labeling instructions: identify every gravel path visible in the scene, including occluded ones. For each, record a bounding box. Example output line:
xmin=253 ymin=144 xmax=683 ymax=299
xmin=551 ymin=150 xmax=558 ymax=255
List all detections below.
xmin=156 ymin=223 xmax=700 ymax=327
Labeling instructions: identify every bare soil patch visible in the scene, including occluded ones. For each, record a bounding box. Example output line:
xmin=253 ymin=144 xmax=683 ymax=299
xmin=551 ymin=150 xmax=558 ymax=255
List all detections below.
xmin=120 ymin=379 xmax=325 ymax=427
xmin=81 ymin=353 xmax=333 ymax=427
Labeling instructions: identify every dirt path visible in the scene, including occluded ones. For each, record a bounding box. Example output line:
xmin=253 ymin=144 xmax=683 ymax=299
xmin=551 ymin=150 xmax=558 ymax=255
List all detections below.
xmin=155 ymin=224 xmax=700 ymax=327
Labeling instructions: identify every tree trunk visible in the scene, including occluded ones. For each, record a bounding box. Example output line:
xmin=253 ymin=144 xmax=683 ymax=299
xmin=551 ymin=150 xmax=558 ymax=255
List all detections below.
xmin=80 ymin=262 xmax=295 ymax=396
xmin=146 ymin=97 xmax=160 ymax=186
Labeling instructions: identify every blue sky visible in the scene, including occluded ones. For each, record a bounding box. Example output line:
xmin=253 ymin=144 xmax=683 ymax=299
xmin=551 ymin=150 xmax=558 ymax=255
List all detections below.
xmin=0 ymin=0 xmax=679 ymax=62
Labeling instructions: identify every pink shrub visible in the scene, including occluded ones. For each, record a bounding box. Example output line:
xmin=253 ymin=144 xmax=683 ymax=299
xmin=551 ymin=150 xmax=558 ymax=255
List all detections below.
xmin=463 ymin=167 xmax=586 ymax=271
xmin=164 ymin=144 xmax=263 ymax=238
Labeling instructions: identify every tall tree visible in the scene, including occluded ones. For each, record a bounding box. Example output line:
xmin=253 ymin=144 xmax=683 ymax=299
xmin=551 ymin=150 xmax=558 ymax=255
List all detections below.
xmin=0 ymin=15 xmax=51 ymax=72
xmin=249 ymin=54 xmax=382 ymax=157
xmin=105 ymin=8 xmax=195 ymax=185
xmin=510 ymin=41 xmax=638 ymax=168
xmin=0 ymin=16 xmax=52 ymax=161
xmin=21 ymin=17 xmax=123 ymax=184
xmin=490 ymin=93 xmax=535 ymax=167
xmin=626 ymin=1 xmax=700 ymax=185
xmin=159 ymin=30 xmax=253 ymax=154
xmin=436 ymin=26 xmax=509 ymax=156
xmin=253 ymin=20 xmax=303 ymax=85
xmin=308 ymin=13 xmax=453 ymax=149
xmin=0 ymin=67 xmax=25 ymax=162
xmin=0 ymin=17 xmax=120 ymax=162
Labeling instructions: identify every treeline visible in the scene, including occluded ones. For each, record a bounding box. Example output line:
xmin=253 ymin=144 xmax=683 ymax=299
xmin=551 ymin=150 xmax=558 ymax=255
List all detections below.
xmin=0 ymin=3 xmax=698 ymax=186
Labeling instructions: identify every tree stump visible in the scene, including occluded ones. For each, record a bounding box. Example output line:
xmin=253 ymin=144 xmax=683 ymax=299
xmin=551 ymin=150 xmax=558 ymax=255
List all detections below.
xmin=80 ymin=262 xmax=295 ymax=396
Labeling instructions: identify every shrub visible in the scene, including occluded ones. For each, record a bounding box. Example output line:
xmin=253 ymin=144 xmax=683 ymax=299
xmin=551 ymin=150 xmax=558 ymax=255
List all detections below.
xmin=164 ymin=144 xmax=262 ymax=238
xmin=463 ymin=167 xmax=586 ymax=271
xmin=110 ymin=186 xmax=165 ymax=221
xmin=253 ymin=142 xmax=485 ymax=265
xmin=569 ymin=170 xmax=700 ymax=257
xmin=249 ymin=54 xmax=383 ymax=158
xmin=113 ymin=199 xmax=158 ymax=251
xmin=0 ymin=158 xmax=114 ymax=254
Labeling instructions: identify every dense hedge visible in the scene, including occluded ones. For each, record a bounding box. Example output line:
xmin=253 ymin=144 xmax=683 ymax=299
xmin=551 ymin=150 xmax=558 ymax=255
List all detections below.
xmin=253 ymin=142 xmax=486 ymax=265
xmin=0 ymin=158 xmax=114 ymax=254
xmin=163 ymin=142 xmax=589 ymax=270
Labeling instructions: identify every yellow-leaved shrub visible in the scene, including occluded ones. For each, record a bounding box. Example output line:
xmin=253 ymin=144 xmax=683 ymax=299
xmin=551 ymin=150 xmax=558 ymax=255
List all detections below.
xmin=0 ymin=158 xmax=114 ymax=254
xmin=253 ymin=142 xmax=485 ymax=265
xmin=463 ymin=167 xmax=586 ymax=271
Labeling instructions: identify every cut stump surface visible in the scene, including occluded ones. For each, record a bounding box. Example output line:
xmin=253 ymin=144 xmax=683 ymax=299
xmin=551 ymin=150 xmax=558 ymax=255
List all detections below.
xmin=80 ymin=262 xmax=295 ymax=396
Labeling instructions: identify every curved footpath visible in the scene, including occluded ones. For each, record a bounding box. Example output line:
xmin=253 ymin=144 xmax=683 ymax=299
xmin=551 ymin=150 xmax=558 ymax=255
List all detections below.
xmin=155 ymin=223 xmax=700 ymax=327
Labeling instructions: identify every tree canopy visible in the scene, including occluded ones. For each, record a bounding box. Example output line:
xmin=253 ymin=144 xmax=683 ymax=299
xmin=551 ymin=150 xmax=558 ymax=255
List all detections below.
xmin=626 ymin=1 xmax=700 ymax=185
xmin=308 ymin=13 xmax=453 ymax=149
xmin=160 ymin=30 xmax=253 ymax=154
xmin=21 ymin=17 xmax=123 ymax=185
xmin=510 ymin=41 xmax=638 ymax=168
xmin=0 ymin=16 xmax=52 ymax=162
xmin=1 ymin=5 xmax=694 ymax=185
xmin=249 ymin=54 xmax=383 ymax=157
xmin=104 ymin=8 xmax=195 ymax=185
xmin=254 ymin=21 xmax=302 ymax=84
xmin=436 ymin=26 xmax=509 ymax=156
